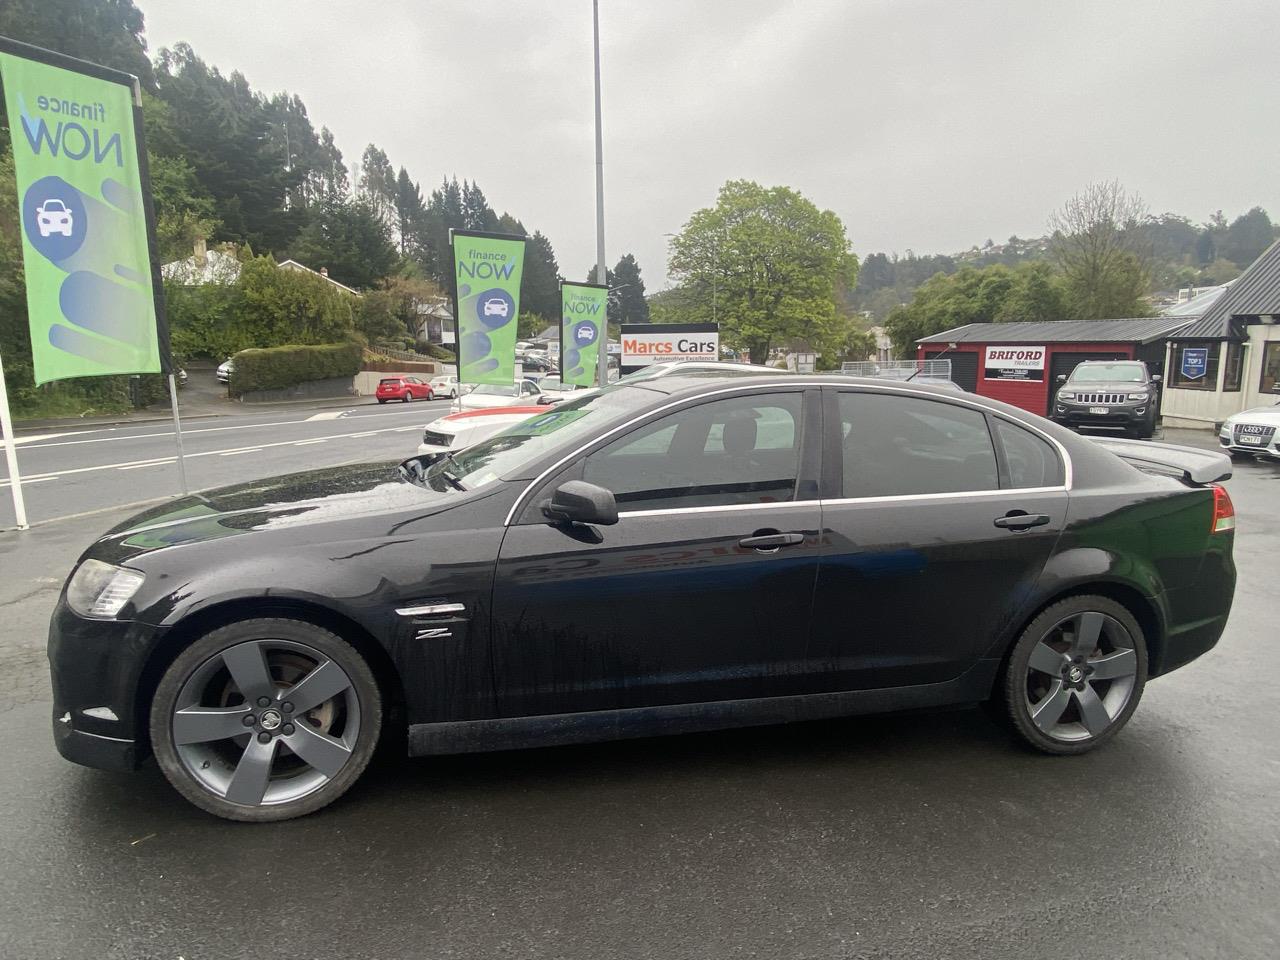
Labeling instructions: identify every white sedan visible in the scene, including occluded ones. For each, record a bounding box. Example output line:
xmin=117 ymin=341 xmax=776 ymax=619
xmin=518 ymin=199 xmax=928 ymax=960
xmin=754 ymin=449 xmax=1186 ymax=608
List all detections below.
xmin=458 ymin=379 xmax=543 ymax=410
xmin=417 ymin=405 xmax=546 ymax=456
xmin=532 ymin=376 xmax=597 ymax=404
xmin=1218 ymin=398 xmax=1280 ymax=460
xmin=428 ymin=374 xmax=460 ymax=399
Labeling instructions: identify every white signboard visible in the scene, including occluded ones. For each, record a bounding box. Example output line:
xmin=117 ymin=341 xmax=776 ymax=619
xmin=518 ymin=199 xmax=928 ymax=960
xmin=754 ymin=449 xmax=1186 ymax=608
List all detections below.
xmin=983 ymin=345 xmax=1046 ymax=381
xmin=621 ymin=325 xmax=719 ymax=367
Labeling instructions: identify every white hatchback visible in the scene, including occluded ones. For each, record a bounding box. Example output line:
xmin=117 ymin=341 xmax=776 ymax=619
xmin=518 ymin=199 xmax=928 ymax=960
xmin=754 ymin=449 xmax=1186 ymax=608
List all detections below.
xmin=417 ymin=405 xmax=547 ymax=456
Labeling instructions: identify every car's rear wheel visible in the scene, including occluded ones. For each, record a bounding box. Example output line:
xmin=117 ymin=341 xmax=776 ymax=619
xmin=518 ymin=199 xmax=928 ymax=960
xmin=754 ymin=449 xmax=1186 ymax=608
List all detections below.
xmin=149 ymin=619 xmax=382 ymax=822
xmin=997 ymin=595 xmax=1146 ymax=755
xmin=402 ymin=392 xmax=412 ymax=403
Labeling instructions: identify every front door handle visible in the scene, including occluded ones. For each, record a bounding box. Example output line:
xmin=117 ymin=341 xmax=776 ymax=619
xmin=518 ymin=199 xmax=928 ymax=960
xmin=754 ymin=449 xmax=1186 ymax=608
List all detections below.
xmin=738 ymin=532 xmax=806 ymax=550
xmin=993 ymin=512 xmax=1051 ymax=531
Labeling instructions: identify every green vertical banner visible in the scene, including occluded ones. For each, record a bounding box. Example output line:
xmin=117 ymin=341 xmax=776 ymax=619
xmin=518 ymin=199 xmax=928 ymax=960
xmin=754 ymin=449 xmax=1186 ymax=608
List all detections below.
xmin=451 ymin=230 xmax=526 ymax=386
xmin=0 ymin=38 xmax=167 ymax=385
xmin=560 ymin=281 xmax=607 ymax=387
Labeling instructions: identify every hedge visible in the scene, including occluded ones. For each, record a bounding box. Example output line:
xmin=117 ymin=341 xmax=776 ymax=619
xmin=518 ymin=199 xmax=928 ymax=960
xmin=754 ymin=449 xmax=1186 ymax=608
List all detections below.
xmin=228 ymin=341 xmax=363 ymax=396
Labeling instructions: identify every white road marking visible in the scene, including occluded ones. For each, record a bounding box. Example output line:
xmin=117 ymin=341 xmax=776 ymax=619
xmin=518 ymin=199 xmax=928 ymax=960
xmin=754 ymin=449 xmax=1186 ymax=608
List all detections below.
xmin=293 ymin=438 xmax=328 ymax=446
xmin=348 ymin=431 xmax=376 ymax=438
xmin=119 ymin=459 xmax=175 ymax=471
xmin=219 ymin=448 xmax=262 ymax=456
xmin=3 ymin=422 xmax=418 ymax=482
xmin=0 ymin=475 xmax=58 ymax=487
xmin=305 ymin=411 xmax=350 ymax=421
xmin=0 ymin=432 xmax=83 ymax=447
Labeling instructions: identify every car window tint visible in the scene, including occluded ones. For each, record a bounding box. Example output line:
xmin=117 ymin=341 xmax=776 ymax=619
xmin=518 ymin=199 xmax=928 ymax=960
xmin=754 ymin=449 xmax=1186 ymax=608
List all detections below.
xmin=582 ymin=393 xmax=803 ymax=512
xmin=839 ymin=393 xmax=998 ymax=497
xmin=994 ymin=419 xmax=1063 ymax=488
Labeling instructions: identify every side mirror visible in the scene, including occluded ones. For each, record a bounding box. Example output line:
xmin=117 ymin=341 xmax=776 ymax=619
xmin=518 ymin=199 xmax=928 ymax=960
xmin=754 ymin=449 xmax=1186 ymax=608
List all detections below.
xmin=1152 ymin=374 xmax=1163 ymax=383
xmin=542 ymin=480 xmax=618 ymax=526
xmin=1056 ymin=374 xmax=1067 ymax=382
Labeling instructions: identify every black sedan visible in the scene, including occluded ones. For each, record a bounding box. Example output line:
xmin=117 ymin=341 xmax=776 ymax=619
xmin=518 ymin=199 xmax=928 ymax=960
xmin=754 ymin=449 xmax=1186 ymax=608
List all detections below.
xmin=49 ymin=374 xmax=1237 ymax=821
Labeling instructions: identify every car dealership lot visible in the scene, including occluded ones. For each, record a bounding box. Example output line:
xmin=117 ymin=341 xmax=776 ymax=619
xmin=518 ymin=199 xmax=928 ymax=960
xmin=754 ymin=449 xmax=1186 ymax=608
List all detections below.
xmin=0 ymin=435 xmax=1276 ymax=958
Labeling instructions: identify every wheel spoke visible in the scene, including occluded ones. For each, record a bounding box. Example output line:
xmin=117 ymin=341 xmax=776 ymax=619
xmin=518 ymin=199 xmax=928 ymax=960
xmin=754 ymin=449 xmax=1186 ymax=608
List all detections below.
xmin=1089 ymin=648 xmax=1136 ymax=681
xmin=1028 ymin=641 xmax=1067 ymax=676
xmin=285 ymin=659 xmax=352 ymax=715
xmin=173 ymin=704 xmax=251 ymax=745
xmin=1074 ymin=684 xmax=1113 ymax=737
xmin=221 ymin=641 xmax=275 ymax=703
xmin=287 ymin=723 xmax=352 ymax=778
xmin=224 ymin=736 xmax=278 ymax=805
xmin=1068 ymin=612 xmax=1105 ymax=658
xmin=1030 ymin=680 xmax=1071 ymax=733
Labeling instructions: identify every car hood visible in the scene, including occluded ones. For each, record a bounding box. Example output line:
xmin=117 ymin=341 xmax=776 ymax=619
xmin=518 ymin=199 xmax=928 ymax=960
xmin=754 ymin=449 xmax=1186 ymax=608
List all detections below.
xmin=1227 ymin=404 xmax=1280 ymax=426
xmin=1061 ymin=381 xmax=1151 ymax=393
xmin=93 ymin=461 xmax=455 ymax=562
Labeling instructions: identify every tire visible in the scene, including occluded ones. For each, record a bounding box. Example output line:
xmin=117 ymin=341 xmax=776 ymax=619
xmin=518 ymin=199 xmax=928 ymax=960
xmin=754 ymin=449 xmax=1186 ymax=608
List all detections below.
xmin=402 ymin=392 xmax=412 ymax=403
xmin=377 ymin=399 xmax=387 ymax=405
xmin=994 ymin=595 xmax=1147 ymax=755
xmin=149 ymin=618 xmax=382 ymax=822
xmin=450 ymin=390 xmax=457 ymax=400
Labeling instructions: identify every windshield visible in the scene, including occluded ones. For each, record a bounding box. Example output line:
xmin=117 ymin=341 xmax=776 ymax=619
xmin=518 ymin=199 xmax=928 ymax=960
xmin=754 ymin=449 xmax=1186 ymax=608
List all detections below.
xmin=422 ymin=387 xmax=649 ymax=491
xmin=540 ymin=378 xmax=562 ymax=391
xmin=470 ymin=384 xmax=519 ymax=397
xmin=1068 ymin=362 xmax=1146 ymax=383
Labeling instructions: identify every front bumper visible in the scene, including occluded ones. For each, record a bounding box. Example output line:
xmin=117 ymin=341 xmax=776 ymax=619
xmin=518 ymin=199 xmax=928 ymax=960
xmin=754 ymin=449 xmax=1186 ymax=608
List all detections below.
xmin=1218 ymin=432 xmax=1280 ymax=459
xmin=1052 ymin=402 xmax=1151 ymax=430
xmin=47 ymin=597 xmax=164 ymax=772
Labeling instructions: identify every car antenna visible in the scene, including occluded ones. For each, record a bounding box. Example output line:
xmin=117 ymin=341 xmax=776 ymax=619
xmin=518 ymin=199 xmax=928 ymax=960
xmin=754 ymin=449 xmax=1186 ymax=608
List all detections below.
xmin=907 ymin=342 xmax=956 ymax=381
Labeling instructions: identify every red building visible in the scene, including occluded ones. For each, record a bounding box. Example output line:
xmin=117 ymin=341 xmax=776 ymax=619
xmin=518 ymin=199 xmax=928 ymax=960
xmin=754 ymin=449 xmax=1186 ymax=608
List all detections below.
xmin=915 ymin=317 xmax=1193 ymax=417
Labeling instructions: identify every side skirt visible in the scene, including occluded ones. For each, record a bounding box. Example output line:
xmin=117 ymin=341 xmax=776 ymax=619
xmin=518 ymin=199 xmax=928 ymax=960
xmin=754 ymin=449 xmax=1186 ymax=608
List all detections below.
xmin=407 ymin=659 xmax=1002 ymax=756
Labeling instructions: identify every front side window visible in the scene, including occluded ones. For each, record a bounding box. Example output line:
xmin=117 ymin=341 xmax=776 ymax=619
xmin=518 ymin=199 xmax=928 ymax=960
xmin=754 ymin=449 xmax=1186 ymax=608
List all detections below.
xmin=581 ymin=393 xmax=804 ymax=512
xmin=839 ymin=393 xmax=998 ymax=498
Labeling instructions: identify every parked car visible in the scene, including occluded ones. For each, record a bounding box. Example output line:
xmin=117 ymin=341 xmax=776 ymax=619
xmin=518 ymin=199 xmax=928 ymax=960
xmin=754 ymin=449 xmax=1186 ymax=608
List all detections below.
xmin=458 ymin=379 xmax=543 ymax=409
xmin=417 ymin=406 xmax=546 ymax=457
xmin=1051 ymin=360 xmax=1161 ymax=438
xmin=1218 ymin=397 xmax=1280 ymax=460
xmin=428 ymin=374 xmax=460 ymax=399
xmin=532 ymin=376 xmax=596 ymax=405
xmin=216 ymin=359 xmax=234 ymax=383
xmin=49 ymin=374 xmax=1236 ymax=821
xmin=375 ymin=376 xmax=434 ymax=404
xmin=517 ymin=352 xmax=557 ymax=374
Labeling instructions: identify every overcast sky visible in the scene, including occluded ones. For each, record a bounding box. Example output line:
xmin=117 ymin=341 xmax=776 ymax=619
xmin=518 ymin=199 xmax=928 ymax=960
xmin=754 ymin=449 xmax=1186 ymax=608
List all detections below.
xmin=143 ymin=0 xmax=1279 ymax=289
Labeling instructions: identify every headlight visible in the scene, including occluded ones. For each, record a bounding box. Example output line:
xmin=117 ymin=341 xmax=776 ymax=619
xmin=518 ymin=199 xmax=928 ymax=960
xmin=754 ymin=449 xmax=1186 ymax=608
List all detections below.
xmin=1127 ymin=393 xmax=1149 ymax=401
xmin=66 ymin=559 xmax=145 ymax=619
xmin=1058 ymin=392 xmax=1075 ymax=401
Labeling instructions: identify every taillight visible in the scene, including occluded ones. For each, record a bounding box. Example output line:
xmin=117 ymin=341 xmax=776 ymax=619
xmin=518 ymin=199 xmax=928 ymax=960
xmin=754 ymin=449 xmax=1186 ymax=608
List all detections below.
xmin=1211 ymin=485 xmax=1235 ymax=533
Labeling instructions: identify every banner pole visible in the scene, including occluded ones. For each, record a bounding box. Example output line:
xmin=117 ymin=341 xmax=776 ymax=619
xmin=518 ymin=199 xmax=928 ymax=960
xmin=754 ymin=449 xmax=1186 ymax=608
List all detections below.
xmin=167 ymin=373 xmax=189 ymax=495
xmin=592 ymin=0 xmax=608 ymax=388
xmin=0 ymin=350 xmax=30 ymax=530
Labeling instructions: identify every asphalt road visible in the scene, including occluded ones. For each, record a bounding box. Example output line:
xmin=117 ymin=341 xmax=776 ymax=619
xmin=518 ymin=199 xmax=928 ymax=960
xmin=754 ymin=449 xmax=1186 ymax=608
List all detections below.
xmin=0 ymin=436 xmax=1276 ymax=959
xmin=1 ymin=394 xmax=453 ymax=529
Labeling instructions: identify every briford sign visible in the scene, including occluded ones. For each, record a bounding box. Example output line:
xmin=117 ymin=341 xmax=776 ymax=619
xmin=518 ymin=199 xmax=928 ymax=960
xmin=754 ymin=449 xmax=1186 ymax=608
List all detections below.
xmin=620 ymin=322 xmax=719 ymax=369
xmin=984 ymin=345 xmax=1046 ymax=381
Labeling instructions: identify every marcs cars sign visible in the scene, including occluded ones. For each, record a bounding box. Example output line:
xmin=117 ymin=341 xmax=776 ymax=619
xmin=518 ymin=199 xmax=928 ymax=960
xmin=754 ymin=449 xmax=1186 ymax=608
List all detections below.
xmin=621 ymin=322 xmax=719 ymax=369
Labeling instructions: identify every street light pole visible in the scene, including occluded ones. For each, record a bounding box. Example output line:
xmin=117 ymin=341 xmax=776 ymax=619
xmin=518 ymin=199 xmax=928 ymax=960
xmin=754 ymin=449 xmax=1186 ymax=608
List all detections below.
xmin=592 ymin=0 xmax=608 ymax=387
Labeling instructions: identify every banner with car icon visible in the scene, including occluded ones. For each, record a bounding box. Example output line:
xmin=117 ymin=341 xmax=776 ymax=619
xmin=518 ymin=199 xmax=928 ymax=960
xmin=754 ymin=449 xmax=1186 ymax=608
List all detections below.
xmin=451 ymin=229 xmax=527 ymax=387
xmin=559 ymin=281 xmax=607 ymax=386
xmin=0 ymin=38 xmax=167 ymax=385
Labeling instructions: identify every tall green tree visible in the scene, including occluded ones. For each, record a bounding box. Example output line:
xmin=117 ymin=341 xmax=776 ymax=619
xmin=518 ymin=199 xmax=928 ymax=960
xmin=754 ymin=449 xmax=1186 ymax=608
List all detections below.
xmin=610 ymin=253 xmax=649 ymax=323
xmin=462 ymin=180 xmax=498 ymax=232
xmin=290 ymin=195 xmax=397 ymax=289
xmin=0 ymin=0 xmax=154 ymax=89
xmin=357 ymin=144 xmax=397 ymax=230
xmin=394 ymin=167 xmax=427 ymax=258
xmin=1220 ymin=207 xmax=1275 ymax=267
xmin=668 ymin=180 xmax=858 ymax=362
xmin=1048 ymin=180 xmax=1152 ymax=320
xmin=521 ymin=231 xmax=561 ymax=318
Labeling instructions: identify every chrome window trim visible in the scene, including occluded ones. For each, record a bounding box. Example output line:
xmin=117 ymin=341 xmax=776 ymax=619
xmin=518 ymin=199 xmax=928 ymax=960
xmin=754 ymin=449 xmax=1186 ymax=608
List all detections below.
xmin=503 ymin=380 xmax=1074 ymax=526
xmin=618 ymin=500 xmax=819 ymax=519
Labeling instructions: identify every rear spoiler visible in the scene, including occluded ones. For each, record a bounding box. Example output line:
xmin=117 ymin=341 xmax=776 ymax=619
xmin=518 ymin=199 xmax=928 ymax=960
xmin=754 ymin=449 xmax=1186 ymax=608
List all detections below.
xmin=1090 ymin=437 xmax=1232 ymax=485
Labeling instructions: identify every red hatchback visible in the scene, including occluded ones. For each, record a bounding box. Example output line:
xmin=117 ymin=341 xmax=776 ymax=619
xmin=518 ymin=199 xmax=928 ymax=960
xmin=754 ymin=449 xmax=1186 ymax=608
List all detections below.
xmin=376 ymin=376 xmax=434 ymax=404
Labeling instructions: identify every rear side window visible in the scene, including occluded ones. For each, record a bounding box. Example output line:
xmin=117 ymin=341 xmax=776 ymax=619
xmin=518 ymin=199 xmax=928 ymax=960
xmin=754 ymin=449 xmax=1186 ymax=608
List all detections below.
xmin=839 ymin=393 xmax=998 ymax=498
xmin=994 ymin=419 xmax=1064 ymax=488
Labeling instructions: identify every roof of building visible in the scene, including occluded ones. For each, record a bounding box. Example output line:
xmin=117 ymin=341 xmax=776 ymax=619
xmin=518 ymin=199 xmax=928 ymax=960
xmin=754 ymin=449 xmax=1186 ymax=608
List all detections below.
xmin=916 ymin=316 xmax=1194 ymax=345
xmin=276 ymin=259 xmax=360 ymax=296
xmin=160 ymin=247 xmax=241 ymax=285
xmin=1161 ymin=282 xmax=1232 ymax=317
xmin=1177 ymin=240 xmax=1280 ymax=340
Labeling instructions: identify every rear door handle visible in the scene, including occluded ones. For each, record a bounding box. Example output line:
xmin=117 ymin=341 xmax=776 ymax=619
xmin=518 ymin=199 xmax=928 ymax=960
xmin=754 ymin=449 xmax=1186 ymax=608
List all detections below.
xmin=993 ymin=513 xmax=1051 ymax=531
xmin=738 ymin=532 xmax=806 ymax=550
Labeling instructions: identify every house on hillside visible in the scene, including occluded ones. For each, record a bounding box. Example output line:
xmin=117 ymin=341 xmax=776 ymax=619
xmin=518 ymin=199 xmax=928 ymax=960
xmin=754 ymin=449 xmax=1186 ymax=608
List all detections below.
xmin=415 ymin=297 xmax=456 ymax=347
xmin=160 ymin=238 xmax=241 ymax=285
xmin=1160 ymin=240 xmax=1280 ymax=428
xmin=276 ymin=260 xmax=360 ymax=296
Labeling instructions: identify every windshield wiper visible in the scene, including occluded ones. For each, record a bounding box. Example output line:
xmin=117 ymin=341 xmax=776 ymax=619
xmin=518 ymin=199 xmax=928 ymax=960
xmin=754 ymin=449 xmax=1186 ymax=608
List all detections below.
xmin=437 ymin=453 xmax=468 ymax=491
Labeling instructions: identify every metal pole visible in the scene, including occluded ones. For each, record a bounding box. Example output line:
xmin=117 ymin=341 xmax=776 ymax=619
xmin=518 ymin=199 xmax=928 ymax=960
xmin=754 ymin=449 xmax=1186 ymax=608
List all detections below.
xmin=592 ymin=0 xmax=608 ymax=387
xmin=0 ymin=350 xmax=30 ymax=529
xmin=168 ymin=373 xmax=189 ymax=495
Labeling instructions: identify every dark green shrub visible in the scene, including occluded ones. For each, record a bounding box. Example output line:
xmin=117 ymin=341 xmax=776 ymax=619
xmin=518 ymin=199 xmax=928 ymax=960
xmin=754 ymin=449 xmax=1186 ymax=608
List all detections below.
xmin=228 ymin=341 xmax=362 ymax=396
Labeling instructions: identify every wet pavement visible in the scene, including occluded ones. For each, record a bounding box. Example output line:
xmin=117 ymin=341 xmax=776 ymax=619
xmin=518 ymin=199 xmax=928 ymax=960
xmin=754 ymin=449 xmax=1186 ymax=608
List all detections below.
xmin=0 ymin=438 xmax=1276 ymax=959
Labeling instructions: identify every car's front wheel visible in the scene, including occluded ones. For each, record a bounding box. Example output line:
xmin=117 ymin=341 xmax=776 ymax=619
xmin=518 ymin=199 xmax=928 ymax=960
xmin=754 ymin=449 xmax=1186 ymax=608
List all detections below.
xmin=149 ymin=619 xmax=382 ymax=821
xmin=996 ymin=595 xmax=1146 ymax=755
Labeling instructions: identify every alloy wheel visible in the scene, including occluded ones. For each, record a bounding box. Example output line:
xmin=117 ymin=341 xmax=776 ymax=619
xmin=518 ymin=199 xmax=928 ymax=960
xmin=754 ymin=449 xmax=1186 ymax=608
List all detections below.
xmin=1024 ymin=611 xmax=1138 ymax=743
xmin=170 ymin=638 xmax=361 ymax=807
